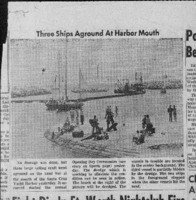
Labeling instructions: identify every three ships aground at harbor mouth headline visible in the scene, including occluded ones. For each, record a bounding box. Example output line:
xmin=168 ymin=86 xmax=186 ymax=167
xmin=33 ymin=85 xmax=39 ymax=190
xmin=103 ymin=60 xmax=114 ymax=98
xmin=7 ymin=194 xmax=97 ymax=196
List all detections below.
xmin=36 ymin=29 xmax=160 ymax=38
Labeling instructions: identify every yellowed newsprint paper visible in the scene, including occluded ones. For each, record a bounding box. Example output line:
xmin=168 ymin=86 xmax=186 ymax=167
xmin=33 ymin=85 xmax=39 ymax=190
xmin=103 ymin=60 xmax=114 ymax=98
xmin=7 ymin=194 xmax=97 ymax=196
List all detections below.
xmin=1 ymin=2 xmax=196 ymax=200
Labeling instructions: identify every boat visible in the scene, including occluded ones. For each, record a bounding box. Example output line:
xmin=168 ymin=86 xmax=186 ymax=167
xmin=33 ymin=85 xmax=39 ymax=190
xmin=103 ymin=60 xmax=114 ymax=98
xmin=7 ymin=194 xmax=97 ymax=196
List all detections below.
xmin=114 ymin=72 xmax=146 ymax=95
xmin=45 ymin=99 xmax=83 ymax=111
xmin=71 ymin=65 xmax=109 ymax=93
xmin=57 ymin=100 xmax=83 ymax=111
xmin=45 ymin=97 xmax=59 ymax=110
xmin=160 ymin=88 xmax=166 ymax=94
xmin=160 ymin=74 xmax=167 ymax=94
xmin=45 ymin=48 xmax=83 ymax=111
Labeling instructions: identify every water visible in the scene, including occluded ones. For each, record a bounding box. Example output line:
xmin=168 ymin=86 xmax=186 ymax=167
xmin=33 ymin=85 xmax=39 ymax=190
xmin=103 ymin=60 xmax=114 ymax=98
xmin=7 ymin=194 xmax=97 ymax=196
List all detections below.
xmin=11 ymin=89 xmax=183 ymax=159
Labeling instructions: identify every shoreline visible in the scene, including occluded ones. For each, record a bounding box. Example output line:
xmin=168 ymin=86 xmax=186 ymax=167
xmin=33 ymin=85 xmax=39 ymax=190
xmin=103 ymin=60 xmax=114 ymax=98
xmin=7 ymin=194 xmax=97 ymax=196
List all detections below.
xmin=11 ymin=89 xmax=183 ymax=158
xmin=11 ymin=92 xmax=146 ymax=103
xmin=44 ymin=130 xmax=183 ymax=158
xmin=11 ymin=88 xmax=183 ymax=103
xmin=44 ymin=115 xmax=183 ymax=158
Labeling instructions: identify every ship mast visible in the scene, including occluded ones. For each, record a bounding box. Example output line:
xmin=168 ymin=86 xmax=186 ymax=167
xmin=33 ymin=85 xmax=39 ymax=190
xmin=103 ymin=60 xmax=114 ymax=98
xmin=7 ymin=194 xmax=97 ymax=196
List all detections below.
xmin=57 ymin=52 xmax=61 ymax=99
xmin=164 ymin=73 xmax=167 ymax=88
xmin=79 ymin=68 xmax=82 ymax=100
xmin=135 ymin=72 xmax=137 ymax=83
xmin=53 ymin=75 xmax=57 ymax=99
xmin=65 ymin=39 xmax=68 ymax=100
xmin=97 ymin=65 xmax=99 ymax=79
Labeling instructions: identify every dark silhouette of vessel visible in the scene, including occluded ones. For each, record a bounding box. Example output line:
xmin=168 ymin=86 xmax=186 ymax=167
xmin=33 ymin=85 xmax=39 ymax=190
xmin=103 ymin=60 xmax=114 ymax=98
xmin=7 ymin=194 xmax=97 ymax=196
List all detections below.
xmin=160 ymin=74 xmax=167 ymax=94
xmin=114 ymin=72 xmax=146 ymax=95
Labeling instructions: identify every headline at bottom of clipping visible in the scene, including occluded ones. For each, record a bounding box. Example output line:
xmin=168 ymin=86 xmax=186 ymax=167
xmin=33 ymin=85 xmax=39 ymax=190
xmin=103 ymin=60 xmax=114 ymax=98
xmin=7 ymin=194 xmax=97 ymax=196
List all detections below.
xmin=12 ymin=194 xmax=184 ymax=200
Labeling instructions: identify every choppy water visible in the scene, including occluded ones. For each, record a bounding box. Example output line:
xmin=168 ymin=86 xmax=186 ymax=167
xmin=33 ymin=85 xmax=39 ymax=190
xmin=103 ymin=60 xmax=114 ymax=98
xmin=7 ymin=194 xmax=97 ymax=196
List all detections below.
xmin=11 ymin=89 xmax=183 ymax=159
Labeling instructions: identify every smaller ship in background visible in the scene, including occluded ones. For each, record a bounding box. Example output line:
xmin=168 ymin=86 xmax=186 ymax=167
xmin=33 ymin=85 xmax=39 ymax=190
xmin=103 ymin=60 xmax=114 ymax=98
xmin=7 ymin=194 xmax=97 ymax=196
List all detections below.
xmin=114 ymin=72 xmax=146 ymax=95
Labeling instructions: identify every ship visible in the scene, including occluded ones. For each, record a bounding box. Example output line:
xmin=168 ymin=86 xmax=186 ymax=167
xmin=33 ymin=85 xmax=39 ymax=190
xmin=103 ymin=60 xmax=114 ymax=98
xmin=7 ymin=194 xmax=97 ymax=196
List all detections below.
xmin=45 ymin=48 xmax=83 ymax=111
xmin=160 ymin=88 xmax=166 ymax=94
xmin=114 ymin=72 xmax=146 ymax=95
xmin=45 ymin=99 xmax=83 ymax=111
xmin=71 ymin=65 xmax=109 ymax=94
xmin=160 ymin=74 xmax=167 ymax=94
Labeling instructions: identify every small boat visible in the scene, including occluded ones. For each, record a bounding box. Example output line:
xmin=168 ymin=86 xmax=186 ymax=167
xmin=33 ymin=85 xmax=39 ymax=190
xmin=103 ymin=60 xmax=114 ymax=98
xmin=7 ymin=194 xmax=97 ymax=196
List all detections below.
xmin=160 ymin=88 xmax=166 ymax=94
xmin=160 ymin=74 xmax=167 ymax=94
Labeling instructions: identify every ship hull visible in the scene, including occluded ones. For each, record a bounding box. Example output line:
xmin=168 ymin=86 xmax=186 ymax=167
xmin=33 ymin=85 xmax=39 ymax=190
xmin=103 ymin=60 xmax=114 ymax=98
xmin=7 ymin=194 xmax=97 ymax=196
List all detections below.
xmin=45 ymin=103 xmax=58 ymax=110
xmin=45 ymin=101 xmax=83 ymax=111
xmin=114 ymin=89 xmax=146 ymax=95
xmin=57 ymin=102 xmax=83 ymax=111
xmin=72 ymin=89 xmax=108 ymax=93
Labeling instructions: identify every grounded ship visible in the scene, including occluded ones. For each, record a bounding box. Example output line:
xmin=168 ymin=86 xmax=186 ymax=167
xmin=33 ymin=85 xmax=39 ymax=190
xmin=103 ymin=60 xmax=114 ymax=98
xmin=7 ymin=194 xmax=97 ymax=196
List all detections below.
xmin=114 ymin=72 xmax=146 ymax=95
xmin=45 ymin=99 xmax=83 ymax=111
xmin=45 ymin=51 xmax=83 ymax=111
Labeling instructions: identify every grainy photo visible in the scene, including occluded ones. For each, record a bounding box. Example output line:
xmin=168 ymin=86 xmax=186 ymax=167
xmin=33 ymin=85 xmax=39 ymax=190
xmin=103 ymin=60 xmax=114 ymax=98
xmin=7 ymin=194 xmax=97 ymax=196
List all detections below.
xmin=11 ymin=38 xmax=183 ymax=158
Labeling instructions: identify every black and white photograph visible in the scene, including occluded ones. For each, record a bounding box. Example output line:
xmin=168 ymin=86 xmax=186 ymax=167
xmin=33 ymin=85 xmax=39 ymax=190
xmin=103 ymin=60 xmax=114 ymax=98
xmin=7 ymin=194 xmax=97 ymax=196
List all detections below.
xmin=10 ymin=38 xmax=183 ymax=158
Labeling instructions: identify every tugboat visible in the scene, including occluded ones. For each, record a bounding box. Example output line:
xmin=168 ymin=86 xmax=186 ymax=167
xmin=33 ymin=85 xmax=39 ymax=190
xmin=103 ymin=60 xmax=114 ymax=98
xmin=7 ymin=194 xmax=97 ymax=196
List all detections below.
xmin=45 ymin=48 xmax=83 ymax=111
xmin=114 ymin=72 xmax=146 ymax=95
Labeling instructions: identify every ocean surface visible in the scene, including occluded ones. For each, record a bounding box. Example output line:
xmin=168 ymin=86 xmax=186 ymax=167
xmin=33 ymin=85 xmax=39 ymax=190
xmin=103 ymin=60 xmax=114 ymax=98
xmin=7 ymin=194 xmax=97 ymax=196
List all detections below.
xmin=11 ymin=89 xmax=183 ymax=159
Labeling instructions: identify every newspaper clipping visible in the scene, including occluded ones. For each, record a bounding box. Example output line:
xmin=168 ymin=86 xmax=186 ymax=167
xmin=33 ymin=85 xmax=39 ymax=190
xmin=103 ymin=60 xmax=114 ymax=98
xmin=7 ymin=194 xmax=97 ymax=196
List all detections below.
xmin=1 ymin=2 xmax=196 ymax=200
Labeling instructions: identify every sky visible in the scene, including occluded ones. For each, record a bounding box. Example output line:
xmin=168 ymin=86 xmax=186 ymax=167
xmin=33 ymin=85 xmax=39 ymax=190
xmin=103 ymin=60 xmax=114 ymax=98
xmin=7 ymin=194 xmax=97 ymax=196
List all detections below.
xmin=10 ymin=38 xmax=183 ymax=90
